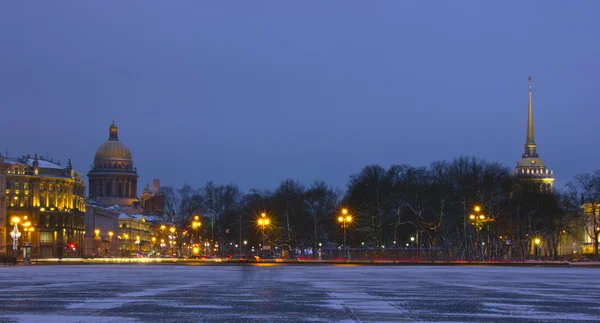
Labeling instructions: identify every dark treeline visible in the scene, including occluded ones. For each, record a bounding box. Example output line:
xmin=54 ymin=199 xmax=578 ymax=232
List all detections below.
xmin=156 ymin=156 xmax=599 ymax=261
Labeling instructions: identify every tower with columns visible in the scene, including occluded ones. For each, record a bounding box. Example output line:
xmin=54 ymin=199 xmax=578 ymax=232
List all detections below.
xmin=514 ymin=77 xmax=554 ymax=191
xmin=88 ymin=120 xmax=139 ymax=207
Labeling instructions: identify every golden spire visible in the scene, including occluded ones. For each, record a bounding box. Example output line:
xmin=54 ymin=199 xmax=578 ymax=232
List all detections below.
xmin=523 ymin=76 xmax=537 ymax=157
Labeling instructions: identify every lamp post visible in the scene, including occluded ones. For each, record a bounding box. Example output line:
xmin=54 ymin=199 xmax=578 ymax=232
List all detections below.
xmin=10 ymin=217 xmax=21 ymax=264
xmin=169 ymin=227 xmax=176 ymax=257
xmin=123 ymin=233 xmax=129 ymax=257
xmin=468 ymin=206 xmax=494 ymax=261
xmin=135 ymin=236 xmax=141 ymax=255
xmin=108 ymin=231 xmax=114 ymax=257
xmin=191 ymin=216 xmax=201 ymax=245
xmin=534 ymin=238 xmax=541 ymax=260
xmin=257 ymin=212 xmax=270 ymax=258
xmin=94 ymin=229 xmax=100 ymax=257
xmin=337 ymin=209 xmax=353 ymax=259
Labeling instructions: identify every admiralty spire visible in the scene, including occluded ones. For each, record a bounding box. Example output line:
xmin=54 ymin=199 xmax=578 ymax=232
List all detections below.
xmin=514 ymin=77 xmax=554 ymax=191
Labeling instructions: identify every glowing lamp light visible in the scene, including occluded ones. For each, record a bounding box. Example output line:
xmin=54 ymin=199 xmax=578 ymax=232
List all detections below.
xmin=474 ymin=206 xmax=481 ymax=212
xmin=469 ymin=214 xmax=475 ymax=220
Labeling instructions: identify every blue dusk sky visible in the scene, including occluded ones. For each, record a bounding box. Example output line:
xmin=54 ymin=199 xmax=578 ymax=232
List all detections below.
xmin=0 ymin=1 xmax=598 ymax=192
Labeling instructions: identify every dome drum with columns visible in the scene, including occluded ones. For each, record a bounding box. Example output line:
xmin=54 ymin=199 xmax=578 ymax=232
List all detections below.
xmin=88 ymin=120 xmax=139 ymax=207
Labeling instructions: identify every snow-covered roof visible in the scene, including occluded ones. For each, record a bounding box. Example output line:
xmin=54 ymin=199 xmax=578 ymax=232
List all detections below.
xmin=119 ymin=213 xmax=146 ymax=221
xmin=6 ymin=157 xmax=65 ymax=170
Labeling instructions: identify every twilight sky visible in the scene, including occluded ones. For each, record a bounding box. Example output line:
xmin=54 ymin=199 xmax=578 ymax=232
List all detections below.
xmin=1 ymin=1 xmax=599 ymax=192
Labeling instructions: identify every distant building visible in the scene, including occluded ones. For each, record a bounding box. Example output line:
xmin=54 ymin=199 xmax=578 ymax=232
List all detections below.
xmin=0 ymin=155 xmax=10 ymax=256
xmin=84 ymin=203 xmax=120 ymax=258
xmin=3 ymin=154 xmax=86 ymax=258
xmin=140 ymin=179 xmax=165 ymax=215
xmin=115 ymin=210 xmax=158 ymax=257
xmin=514 ymin=77 xmax=554 ymax=191
xmin=88 ymin=119 xmax=139 ymax=208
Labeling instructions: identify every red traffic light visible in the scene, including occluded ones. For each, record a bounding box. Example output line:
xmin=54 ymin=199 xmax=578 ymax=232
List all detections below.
xmin=70 ymin=244 xmax=75 ymax=249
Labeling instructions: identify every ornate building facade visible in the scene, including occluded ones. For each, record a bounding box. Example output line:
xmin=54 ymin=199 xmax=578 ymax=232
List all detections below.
xmin=88 ymin=120 xmax=139 ymax=207
xmin=0 ymin=155 xmax=10 ymax=256
xmin=3 ymin=155 xmax=86 ymax=258
xmin=514 ymin=77 xmax=554 ymax=191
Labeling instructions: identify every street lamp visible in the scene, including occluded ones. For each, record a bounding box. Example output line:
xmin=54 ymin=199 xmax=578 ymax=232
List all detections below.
xmin=257 ymin=212 xmax=270 ymax=257
xmin=124 ymin=233 xmax=129 ymax=257
xmin=135 ymin=235 xmax=141 ymax=255
xmin=10 ymin=217 xmax=21 ymax=264
xmin=108 ymin=231 xmax=114 ymax=257
xmin=168 ymin=228 xmax=177 ymax=257
xmin=468 ymin=205 xmax=494 ymax=261
xmin=94 ymin=229 xmax=100 ymax=257
xmin=338 ymin=208 xmax=353 ymax=259
xmin=191 ymin=216 xmax=201 ymax=245
xmin=534 ymin=238 xmax=541 ymax=260
xmin=160 ymin=238 xmax=166 ymax=255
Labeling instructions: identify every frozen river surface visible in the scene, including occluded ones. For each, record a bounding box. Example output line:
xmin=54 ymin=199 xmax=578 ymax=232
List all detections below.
xmin=0 ymin=264 xmax=598 ymax=322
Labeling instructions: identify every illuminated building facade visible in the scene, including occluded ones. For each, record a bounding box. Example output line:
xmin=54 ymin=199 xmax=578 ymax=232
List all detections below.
xmin=0 ymin=155 xmax=10 ymax=256
xmin=3 ymin=155 xmax=86 ymax=258
xmin=117 ymin=211 xmax=157 ymax=257
xmin=514 ymin=77 xmax=554 ymax=191
xmin=88 ymin=120 xmax=139 ymax=208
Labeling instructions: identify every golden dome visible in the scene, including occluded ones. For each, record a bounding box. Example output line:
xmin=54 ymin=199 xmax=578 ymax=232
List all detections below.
xmin=94 ymin=141 xmax=132 ymax=160
xmin=94 ymin=119 xmax=133 ymax=161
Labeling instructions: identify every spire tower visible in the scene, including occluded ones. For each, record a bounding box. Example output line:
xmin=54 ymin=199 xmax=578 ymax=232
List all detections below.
xmin=523 ymin=76 xmax=537 ymax=158
xmin=514 ymin=76 xmax=554 ymax=192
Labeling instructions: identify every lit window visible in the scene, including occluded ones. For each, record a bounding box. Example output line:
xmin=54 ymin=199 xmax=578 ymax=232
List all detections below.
xmin=40 ymin=232 xmax=53 ymax=243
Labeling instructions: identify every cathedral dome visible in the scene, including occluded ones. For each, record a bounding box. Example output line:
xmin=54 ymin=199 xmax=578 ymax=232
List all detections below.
xmin=94 ymin=141 xmax=132 ymax=160
xmin=93 ymin=120 xmax=132 ymax=161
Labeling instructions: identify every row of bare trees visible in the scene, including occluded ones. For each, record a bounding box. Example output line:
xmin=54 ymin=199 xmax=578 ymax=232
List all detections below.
xmin=155 ymin=156 xmax=599 ymax=260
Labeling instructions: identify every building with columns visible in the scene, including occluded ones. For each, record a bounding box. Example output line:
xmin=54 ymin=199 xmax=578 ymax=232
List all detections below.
xmin=0 ymin=155 xmax=10 ymax=256
xmin=88 ymin=120 xmax=139 ymax=207
xmin=514 ymin=77 xmax=554 ymax=191
xmin=3 ymin=154 xmax=86 ymax=258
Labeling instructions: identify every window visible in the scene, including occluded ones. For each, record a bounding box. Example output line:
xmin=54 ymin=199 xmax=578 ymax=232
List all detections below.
xmin=40 ymin=232 xmax=53 ymax=243
xmin=15 ymin=182 xmax=20 ymax=190
xmin=6 ymin=181 xmax=10 ymax=189
xmin=24 ymin=183 xmax=29 ymax=191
